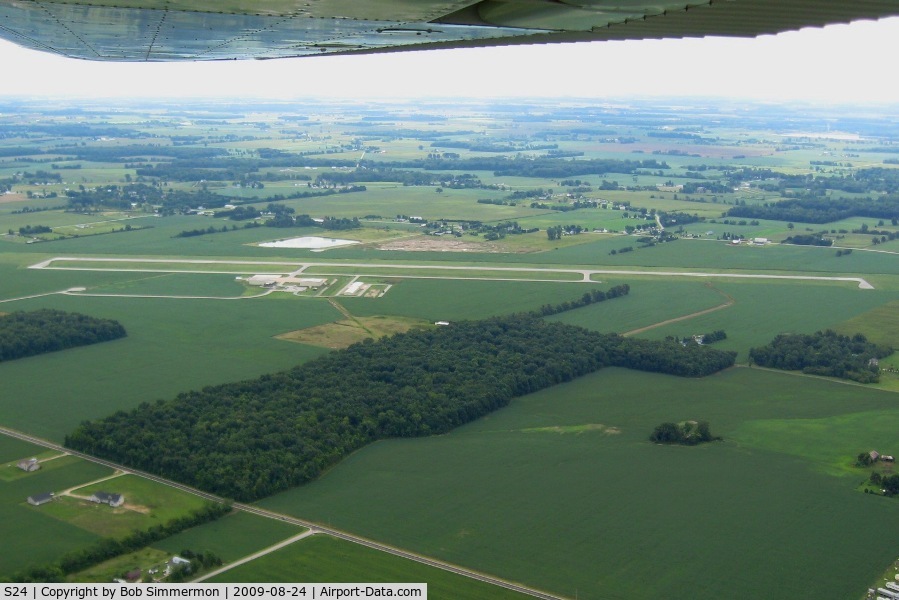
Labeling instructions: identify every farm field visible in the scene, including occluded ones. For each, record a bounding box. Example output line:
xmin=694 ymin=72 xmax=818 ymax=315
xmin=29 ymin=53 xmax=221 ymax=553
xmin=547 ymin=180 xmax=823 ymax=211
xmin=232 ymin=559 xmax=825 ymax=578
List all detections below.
xmin=0 ymin=292 xmax=337 ymax=440
xmin=257 ymin=367 xmax=899 ymax=600
xmin=340 ymin=278 xmax=622 ymax=321
xmin=617 ymin=279 xmax=899 ymax=359
xmin=1 ymin=97 xmax=899 ymax=595
xmin=153 ymin=512 xmax=304 ymax=563
xmin=207 ymin=534 xmax=533 ymax=600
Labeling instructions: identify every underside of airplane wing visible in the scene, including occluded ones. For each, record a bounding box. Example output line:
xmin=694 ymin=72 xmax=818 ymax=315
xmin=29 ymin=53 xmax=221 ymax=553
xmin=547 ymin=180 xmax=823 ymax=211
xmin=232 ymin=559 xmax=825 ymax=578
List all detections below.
xmin=1 ymin=0 xmax=898 ymax=61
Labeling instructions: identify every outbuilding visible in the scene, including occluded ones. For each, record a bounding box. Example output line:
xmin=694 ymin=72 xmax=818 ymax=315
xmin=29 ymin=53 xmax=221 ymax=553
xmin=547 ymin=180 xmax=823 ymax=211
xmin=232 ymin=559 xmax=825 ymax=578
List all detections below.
xmin=27 ymin=492 xmax=54 ymax=506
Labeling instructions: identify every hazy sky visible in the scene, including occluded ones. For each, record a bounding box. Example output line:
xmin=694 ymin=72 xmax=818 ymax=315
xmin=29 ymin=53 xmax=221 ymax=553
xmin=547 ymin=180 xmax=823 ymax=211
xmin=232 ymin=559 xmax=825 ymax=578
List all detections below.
xmin=3 ymin=16 xmax=898 ymax=103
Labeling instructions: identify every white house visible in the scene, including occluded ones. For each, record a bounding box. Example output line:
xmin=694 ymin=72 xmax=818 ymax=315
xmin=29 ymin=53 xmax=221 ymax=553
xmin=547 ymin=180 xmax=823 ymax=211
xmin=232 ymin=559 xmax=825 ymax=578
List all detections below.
xmin=90 ymin=491 xmax=125 ymax=507
xmin=17 ymin=458 xmax=40 ymax=472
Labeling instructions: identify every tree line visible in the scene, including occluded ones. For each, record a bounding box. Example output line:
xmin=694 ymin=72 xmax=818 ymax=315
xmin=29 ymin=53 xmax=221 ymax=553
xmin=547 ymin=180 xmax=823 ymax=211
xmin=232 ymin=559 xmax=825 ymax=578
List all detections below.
xmin=749 ymin=330 xmax=892 ymax=383
xmin=66 ymin=298 xmax=735 ymax=502
xmin=0 ymin=309 xmax=126 ymax=362
xmin=728 ymin=194 xmax=899 ymax=224
xmin=782 ymin=233 xmax=833 ymax=246
xmin=66 ymin=183 xmax=364 ymax=213
xmin=534 ymin=284 xmax=629 ymax=316
xmin=133 ymin=151 xmax=670 ymax=182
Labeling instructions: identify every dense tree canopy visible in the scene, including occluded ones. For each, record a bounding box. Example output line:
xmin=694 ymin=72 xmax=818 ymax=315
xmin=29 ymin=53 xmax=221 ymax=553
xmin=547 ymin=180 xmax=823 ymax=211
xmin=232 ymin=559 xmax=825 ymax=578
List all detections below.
xmin=66 ymin=309 xmax=735 ymax=501
xmin=749 ymin=330 xmax=892 ymax=383
xmin=0 ymin=309 xmax=126 ymax=362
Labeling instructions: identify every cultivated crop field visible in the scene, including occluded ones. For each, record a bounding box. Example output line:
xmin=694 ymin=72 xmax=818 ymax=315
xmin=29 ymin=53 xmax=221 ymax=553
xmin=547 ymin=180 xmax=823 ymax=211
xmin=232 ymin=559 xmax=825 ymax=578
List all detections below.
xmin=208 ymin=534 xmax=533 ymax=600
xmin=153 ymin=512 xmax=303 ymax=563
xmin=621 ymin=279 xmax=899 ymax=359
xmin=257 ymin=367 xmax=899 ymax=600
xmin=0 ymin=293 xmax=338 ymax=440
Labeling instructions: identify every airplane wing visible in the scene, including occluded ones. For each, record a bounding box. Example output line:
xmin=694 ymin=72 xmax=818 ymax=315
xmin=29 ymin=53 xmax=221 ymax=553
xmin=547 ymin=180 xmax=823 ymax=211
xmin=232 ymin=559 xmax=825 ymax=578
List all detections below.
xmin=1 ymin=0 xmax=898 ymax=61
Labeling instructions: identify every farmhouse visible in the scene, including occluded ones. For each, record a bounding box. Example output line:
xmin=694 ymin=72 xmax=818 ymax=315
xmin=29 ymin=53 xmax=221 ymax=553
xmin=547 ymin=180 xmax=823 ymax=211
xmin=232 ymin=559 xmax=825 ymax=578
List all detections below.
xmin=90 ymin=491 xmax=125 ymax=507
xmin=17 ymin=457 xmax=40 ymax=472
xmin=27 ymin=492 xmax=54 ymax=506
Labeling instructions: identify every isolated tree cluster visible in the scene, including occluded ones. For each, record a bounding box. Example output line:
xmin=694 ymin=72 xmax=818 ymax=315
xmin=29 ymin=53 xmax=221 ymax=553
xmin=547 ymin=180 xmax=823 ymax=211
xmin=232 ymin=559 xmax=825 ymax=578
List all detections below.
xmin=749 ymin=330 xmax=892 ymax=383
xmin=650 ymin=421 xmax=721 ymax=446
xmin=0 ymin=309 xmax=126 ymax=362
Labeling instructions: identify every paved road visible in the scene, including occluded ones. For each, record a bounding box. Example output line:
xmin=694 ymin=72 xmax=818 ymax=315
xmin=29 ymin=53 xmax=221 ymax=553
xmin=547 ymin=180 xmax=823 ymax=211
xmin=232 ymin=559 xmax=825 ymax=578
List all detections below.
xmin=0 ymin=425 xmax=567 ymax=600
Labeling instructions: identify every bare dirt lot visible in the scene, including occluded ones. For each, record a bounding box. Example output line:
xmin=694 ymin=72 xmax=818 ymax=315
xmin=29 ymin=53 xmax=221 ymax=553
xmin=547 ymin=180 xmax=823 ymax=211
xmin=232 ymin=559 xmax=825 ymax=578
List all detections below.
xmin=377 ymin=237 xmax=501 ymax=252
xmin=0 ymin=193 xmax=27 ymax=204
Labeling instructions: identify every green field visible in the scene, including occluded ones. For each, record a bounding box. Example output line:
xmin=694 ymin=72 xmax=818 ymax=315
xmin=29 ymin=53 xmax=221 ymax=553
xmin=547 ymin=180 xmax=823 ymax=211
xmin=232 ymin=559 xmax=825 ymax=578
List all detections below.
xmin=834 ymin=299 xmax=899 ymax=347
xmin=154 ymin=511 xmax=303 ymax=563
xmin=256 ymin=367 xmax=899 ymax=600
xmin=0 ymin=293 xmax=337 ymax=440
xmin=0 ymin=435 xmax=48 ymax=464
xmin=547 ymin=278 xmax=729 ymax=334
xmin=208 ymin=534 xmax=533 ymax=600
xmin=612 ymin=279 xmax=899 ymax=360
xmin=341 ymin=278 xmax=615 ymax=321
